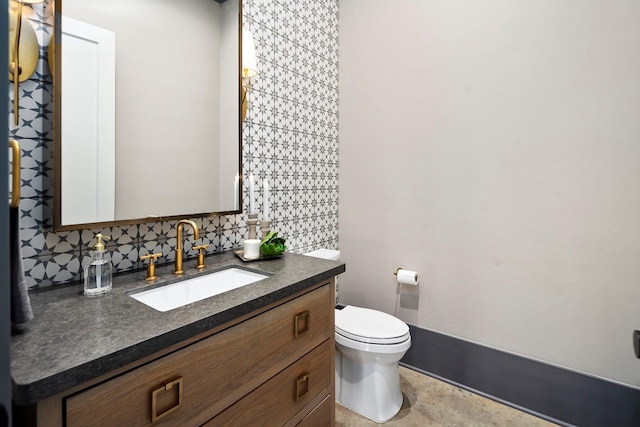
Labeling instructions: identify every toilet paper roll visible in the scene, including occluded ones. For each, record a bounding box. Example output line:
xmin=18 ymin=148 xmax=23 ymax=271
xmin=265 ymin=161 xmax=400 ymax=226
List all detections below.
xmin=397 ymin=269 xmax=419 ymax=286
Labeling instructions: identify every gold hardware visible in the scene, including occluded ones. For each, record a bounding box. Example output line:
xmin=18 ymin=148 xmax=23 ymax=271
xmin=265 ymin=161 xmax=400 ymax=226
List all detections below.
xmin=140 ymin=253 xmax=162 ymax=281
xmin=393 ymin=267 xmax=404 ymax=276
xmin=9 ymin=1 xmax=43 ymax=125
xmin=241 ymin=85 xmax=248 ymax=122
xmin=193 ymin=244 xmax=209 ymax=270
xmin=9 ymin=140 xmax=20 ymax=208
xmin=151 ymin=377 xmax=183 ymax=423
xmin=47 ymin=29 xmax=55 ymax=78
xmin=294 ymin=311 xmax=310 ymax=338
xmin=175 ymin=220 xmax=199 ymax=275
xmin=294 ymin=372 xmax=310 ymax=402
xmin=90 ymin=233 xmax=110 ymax=252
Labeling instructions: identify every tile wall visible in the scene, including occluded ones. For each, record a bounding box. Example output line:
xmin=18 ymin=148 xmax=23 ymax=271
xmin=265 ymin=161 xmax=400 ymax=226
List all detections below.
xmin=10 ymin=0 xmax=339 ymax=288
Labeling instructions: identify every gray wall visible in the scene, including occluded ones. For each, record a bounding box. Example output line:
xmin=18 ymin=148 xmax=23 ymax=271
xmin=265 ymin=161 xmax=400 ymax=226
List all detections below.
xmin=11 ymin=0 xmax=339 ymax=288
xmin=339 ymin=0 xmax=640 ymax=388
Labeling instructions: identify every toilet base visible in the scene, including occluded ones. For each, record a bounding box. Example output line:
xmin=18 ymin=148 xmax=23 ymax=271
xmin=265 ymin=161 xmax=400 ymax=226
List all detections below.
xmin=335 ymin=348 xmax=405 ymax=423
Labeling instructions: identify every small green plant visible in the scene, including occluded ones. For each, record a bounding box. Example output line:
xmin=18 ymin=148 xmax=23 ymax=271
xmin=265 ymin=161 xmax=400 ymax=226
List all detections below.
xmin=260 ymin=231 xmax=287 ymax=256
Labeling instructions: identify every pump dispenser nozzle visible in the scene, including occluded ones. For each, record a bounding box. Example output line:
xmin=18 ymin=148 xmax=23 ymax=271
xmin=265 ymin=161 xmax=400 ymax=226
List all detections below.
xmin=92 ymin=233 xmax=110 ymax=252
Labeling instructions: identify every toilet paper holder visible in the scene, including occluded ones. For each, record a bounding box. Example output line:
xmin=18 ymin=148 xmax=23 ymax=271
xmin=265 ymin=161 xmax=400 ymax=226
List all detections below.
xmin=394 ymin=267 xmax=417 ymax=278
xmin=394 ymin=267 xmax=419 ymax=285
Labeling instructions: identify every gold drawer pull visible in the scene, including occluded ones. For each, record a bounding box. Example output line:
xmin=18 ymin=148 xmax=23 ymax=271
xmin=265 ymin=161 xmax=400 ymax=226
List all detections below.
xmin=295 ymin=372 xmax=310 ymax=402
xmin=294 ymin=311 xmax=310 ymax=337
xmin=151 ymin=377 xmax=183 ymax=423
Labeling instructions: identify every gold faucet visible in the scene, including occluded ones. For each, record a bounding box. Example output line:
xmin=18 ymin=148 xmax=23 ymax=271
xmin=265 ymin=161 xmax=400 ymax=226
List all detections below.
xmin=175 ymin=219 xmax=199 ymax=275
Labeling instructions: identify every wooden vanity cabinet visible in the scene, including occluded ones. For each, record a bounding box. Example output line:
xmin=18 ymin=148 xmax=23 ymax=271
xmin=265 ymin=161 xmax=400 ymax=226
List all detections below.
xmin=24 ymin=280 xmax=335 ymax=427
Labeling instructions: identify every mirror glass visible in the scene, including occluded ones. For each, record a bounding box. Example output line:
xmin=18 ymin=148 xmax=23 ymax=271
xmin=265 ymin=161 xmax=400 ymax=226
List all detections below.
xmin=54 ymin=0 xmax=242 ymax=230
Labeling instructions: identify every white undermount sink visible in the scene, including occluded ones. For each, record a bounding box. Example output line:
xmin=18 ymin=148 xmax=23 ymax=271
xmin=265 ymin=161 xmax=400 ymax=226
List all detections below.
xmin=130 ymin=267 xmax=269 ymax=312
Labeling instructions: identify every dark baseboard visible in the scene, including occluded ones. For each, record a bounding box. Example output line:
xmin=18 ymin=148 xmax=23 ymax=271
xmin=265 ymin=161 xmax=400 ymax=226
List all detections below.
xmin=400 ymin=325 xmax=640 ymax=427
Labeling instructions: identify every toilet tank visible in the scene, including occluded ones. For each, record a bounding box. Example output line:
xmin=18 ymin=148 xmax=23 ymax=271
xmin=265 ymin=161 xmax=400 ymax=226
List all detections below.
xmin=303 ymin=249 xmax=340 ymax=261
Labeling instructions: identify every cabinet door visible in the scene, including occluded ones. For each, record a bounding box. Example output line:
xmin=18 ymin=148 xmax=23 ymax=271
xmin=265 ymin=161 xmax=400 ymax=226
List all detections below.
xmin=65 ymin=285 xmax=332 ymax=427
xmin=206 ymin=340 xmax=332 ymax=427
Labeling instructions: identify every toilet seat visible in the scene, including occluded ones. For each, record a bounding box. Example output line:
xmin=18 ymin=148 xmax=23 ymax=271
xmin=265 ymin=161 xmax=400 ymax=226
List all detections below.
xmin=335 ymin=306 xmax=410 ymax=345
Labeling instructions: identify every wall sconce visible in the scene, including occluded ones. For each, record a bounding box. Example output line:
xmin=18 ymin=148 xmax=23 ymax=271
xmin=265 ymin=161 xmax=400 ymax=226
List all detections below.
xmin=9 ymin=0 xmax=44 ymax=126
xmin=241 ymin=28 xmax=259 ymax=122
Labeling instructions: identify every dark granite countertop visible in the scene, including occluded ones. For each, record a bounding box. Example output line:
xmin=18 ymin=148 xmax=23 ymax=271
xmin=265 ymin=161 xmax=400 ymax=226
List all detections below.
xmin=11 ymin=251 xmax=345 ymax=406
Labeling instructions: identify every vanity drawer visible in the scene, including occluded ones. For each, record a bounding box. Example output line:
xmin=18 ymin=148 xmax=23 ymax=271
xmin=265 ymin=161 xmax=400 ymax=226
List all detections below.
xmin=206 ymin=340 xmax=332 ymax=426
xmin=297 ymin=394 xmax=334 ymax=427
xmin=65 ymin=284 xmax=332 ymax=427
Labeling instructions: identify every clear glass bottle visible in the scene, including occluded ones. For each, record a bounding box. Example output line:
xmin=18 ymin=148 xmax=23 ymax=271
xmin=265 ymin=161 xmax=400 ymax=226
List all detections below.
xmin=84 ymin=233 xmax=113 ymax=297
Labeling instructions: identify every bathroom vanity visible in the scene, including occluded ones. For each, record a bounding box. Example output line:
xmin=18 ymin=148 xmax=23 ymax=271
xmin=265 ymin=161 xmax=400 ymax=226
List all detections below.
xmin=11 ymin=252 xmax=344 ymax=426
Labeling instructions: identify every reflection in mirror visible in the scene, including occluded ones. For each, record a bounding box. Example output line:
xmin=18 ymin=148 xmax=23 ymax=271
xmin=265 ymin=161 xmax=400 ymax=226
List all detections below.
xmin=54 ymin=0 xmax=242 ymax=230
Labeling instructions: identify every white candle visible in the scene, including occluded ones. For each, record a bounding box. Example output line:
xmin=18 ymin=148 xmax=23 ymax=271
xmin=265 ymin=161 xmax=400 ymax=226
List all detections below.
xmin=234 ymin=173 xmax=239 ymax=209
xmin=263 ymin=177 xmax=270 ymax=221
xmin=249 ymin=174 xmax=255 ymax=214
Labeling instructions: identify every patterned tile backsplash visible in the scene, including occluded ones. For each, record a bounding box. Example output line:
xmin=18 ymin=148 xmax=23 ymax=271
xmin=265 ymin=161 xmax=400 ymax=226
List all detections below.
xmin=11 ymin=0 xmax=339 ymax=289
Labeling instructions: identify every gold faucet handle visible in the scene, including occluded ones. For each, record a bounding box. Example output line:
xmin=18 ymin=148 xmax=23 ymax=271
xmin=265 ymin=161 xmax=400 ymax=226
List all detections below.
xmin=140 ymin=253 xmax=162 ymax=281
xmin=193 ymin=245 xmax=209 ymax=270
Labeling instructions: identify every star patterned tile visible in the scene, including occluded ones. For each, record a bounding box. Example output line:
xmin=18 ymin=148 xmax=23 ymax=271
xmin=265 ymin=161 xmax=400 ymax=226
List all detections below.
xmin=16 ymin=0 xmax=340 ymax=288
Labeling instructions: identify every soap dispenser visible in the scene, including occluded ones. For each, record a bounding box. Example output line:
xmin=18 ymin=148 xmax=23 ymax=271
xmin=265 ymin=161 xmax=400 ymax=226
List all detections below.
xmin=84 ymin=233 xmax=113 ymax=297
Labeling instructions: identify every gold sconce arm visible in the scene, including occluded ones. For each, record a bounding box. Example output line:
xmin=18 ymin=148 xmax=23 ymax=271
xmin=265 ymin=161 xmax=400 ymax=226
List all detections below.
xmin=241 ymin=85 xmax=248 ymax=122
xmin=10 ymin=2 xmax=23 ymax=126
xmin=9 ymin=140 xmax=21 ymax=208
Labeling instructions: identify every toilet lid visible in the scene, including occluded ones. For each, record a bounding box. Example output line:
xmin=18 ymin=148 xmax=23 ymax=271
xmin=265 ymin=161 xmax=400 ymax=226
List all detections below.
xmin=335 ymin=306 xmax=410 ymax=345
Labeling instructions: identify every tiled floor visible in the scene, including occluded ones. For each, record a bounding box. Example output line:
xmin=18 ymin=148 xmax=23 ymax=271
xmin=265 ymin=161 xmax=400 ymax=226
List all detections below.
xmin=335 ymin=367 xmax=559 ymax=426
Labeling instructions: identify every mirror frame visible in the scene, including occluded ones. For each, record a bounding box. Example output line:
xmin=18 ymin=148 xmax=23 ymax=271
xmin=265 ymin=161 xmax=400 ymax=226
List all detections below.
xmin=53 ymin=0 xmax=244 ymax=231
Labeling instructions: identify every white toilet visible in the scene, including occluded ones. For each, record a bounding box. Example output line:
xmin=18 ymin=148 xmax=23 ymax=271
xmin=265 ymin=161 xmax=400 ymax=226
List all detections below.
xmin=335 ymin=305 xmax=411 ymax=423
xmin=303 ymin=249 xmax=412 ymax=423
